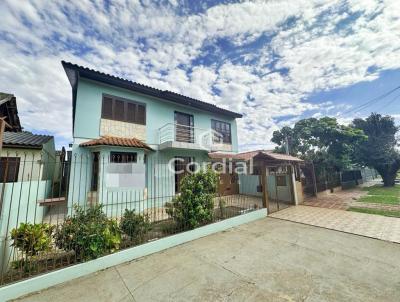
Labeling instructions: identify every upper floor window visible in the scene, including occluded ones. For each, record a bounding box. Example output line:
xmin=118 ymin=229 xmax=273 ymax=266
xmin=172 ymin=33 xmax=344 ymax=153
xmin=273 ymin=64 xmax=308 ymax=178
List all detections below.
xmin=211 ymin=119 xmax=231 ymax=144
xmin=102 ymin=95 xmax=146 ymax=125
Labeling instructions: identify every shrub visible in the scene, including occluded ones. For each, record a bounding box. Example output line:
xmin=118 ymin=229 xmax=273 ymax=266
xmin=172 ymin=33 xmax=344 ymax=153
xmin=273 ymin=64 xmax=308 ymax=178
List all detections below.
xmin=54 ymin=204 xmax=121 ymax=260
xmin=166 ymin=168 xmax=218 ymax=229
xmin=120 ymin=209 xmax=151 ymax=243
xmin=11 ymin=223 xmax=54 ymax=256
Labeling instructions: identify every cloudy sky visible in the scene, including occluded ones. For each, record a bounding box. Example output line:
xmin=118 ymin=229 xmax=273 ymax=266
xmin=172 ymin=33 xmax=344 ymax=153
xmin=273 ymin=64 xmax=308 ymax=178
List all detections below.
xmin=0 ymin=0 xmax=399 ymax=150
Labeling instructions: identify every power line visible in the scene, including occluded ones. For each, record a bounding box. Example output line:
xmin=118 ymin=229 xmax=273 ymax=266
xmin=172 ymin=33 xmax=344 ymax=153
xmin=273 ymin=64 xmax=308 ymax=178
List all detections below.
xmin=375 ymin=92 xmax=400 ymax=112
xmin=343 ymin=85 xmax=400 ymax=115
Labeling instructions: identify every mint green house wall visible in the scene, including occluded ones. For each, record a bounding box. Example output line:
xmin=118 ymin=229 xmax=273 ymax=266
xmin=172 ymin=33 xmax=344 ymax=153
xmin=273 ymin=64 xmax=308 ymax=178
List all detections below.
xmin=74 ymin=79 xmax=238 ymax=150
xmin=68 ymin=145 xmax=210 ymax=215
xmin=68 ymin=79 xmax=234 ymax=214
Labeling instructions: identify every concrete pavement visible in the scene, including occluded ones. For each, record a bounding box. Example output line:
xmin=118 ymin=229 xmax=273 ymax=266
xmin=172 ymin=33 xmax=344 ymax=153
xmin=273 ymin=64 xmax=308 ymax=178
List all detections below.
xmin=270 ymin=205 xmax=400 ymax=243
xmin=14 ymin=218 xmax=400 ymax=302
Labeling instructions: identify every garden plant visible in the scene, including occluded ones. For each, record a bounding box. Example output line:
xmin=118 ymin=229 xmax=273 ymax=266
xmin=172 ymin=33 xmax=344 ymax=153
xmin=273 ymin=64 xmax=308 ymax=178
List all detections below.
xmin=166 ymin=168 xmax=218 ymax=229
xmin=54 ymin=204 xmax=121 ymax=260
xmin=120 ymin=209 xmax=151 ymax=243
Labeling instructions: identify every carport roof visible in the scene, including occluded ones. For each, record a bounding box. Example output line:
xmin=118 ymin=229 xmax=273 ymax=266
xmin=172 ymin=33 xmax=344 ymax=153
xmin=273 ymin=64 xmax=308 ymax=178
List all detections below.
xmin=208 ymin=150 xmax=303 ymax=162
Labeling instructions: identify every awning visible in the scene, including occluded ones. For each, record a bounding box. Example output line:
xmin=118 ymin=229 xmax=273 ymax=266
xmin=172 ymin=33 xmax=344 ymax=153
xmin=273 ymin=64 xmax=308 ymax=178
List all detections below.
xmin=80 ymin=136 xmax=153 ymax=151
xmin=208 ymin=150 xmax=303 ymax=163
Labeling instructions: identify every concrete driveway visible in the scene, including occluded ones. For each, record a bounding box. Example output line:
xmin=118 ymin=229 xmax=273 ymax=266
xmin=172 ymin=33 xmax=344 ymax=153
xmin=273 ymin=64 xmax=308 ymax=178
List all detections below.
xmin=15 ymin=218 xmax=400 ymax=302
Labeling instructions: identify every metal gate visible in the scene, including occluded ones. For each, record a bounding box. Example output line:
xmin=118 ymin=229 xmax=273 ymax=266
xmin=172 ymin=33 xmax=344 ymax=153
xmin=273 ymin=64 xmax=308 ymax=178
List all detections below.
xmin=267 ymin=165 xmax=295 ymax=213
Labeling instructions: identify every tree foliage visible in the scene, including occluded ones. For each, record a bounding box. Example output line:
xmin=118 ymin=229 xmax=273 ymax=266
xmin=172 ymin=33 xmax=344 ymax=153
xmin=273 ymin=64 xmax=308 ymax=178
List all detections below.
xmin=352 ymin=113 xmax=400 ymax=186
xmin=271 ymin=117 xmax=366 ymax=173
xmin=166 ymin=169 xmax=218 ymax=230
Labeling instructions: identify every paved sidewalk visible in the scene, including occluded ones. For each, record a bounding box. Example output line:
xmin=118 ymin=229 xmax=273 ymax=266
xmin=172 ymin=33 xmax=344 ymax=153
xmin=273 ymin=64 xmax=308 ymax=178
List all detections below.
xmin=270 ymin=205 xmax=400 ymax=243
xmin=15 ymin=218 xmax=400 ymax=302
xmin=302 ymin=189 xmax=365 ymax=210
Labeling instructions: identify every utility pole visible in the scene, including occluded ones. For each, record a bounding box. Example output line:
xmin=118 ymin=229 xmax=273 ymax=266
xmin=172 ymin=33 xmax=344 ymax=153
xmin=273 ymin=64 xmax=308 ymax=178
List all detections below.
xmin=285 ymin=136 xmax=289 ymax=155
xmin=285 ymin=136 xmax=299 ymax=205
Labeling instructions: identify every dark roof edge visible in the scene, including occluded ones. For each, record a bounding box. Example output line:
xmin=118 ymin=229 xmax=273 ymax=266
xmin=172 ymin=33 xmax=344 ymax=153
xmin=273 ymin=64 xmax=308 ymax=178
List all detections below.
xmin=3 ymin=144 xmax=43 ymax=150
xmin=61 ymin=61 xmax=243 ymax=119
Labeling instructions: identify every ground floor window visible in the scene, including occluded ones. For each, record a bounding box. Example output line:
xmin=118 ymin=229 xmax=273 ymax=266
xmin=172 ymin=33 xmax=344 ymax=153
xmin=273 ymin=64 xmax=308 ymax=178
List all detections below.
xmin=110 ymin=152 xmax=137 ymax=163
xmin=0 ymin=157 xmax=20 ymax=183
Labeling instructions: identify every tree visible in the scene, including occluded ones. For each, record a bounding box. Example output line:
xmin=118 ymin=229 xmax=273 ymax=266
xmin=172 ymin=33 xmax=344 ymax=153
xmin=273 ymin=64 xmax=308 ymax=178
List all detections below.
xmin=352 ymin=113 xmax=400 ymax=187
xmin=271 ymin=117 xmax=366 ymax=174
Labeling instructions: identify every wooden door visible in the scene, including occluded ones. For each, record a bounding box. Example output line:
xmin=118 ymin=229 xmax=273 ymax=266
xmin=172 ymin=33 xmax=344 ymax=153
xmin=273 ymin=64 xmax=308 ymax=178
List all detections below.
xmin=218 ymin=173 xmax=239 ymax=196
xmin=91 ymin=152 xmax=100 ymax=191
xmin=174 ymin=156 xmax=193 ymax=193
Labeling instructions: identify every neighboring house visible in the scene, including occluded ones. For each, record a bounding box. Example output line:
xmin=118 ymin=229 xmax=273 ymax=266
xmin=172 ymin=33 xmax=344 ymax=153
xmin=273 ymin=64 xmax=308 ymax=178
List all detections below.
xmin=1 ymin=131 xmax=55 ymax=183
xmin=0 ymin=93 xmax=56 ymax=186
xmin=0 ymin=94 xmax=57 ymax=274
xmin=62 ymin=61 xmax=242 ymax=212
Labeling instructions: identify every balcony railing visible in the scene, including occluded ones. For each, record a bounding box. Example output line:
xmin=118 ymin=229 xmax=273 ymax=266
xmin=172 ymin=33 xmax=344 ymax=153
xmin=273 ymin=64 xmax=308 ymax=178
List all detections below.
xmin=158 ymin=123 xmax=218 ymax=150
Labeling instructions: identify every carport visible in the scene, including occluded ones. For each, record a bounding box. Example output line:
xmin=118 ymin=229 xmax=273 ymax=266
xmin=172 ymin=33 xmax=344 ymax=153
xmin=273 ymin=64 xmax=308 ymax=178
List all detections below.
xmin=208 ymin=150 xmax=304 ymax=213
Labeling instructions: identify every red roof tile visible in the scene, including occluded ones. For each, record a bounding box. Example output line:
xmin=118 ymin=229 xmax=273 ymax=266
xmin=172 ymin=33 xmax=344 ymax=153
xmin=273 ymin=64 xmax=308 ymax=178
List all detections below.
xmin=208 ymin=150 xmax=303 ymax=162
xmin=80 ymin=136 xmax=153 ymax=150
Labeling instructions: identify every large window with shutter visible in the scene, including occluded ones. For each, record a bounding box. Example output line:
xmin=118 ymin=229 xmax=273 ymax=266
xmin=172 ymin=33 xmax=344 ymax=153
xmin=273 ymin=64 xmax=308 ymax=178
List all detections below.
xmin=211 ymin=119 xmax=231 ymax=144
xmin=101 ymin=95 xmax=146 ymax=125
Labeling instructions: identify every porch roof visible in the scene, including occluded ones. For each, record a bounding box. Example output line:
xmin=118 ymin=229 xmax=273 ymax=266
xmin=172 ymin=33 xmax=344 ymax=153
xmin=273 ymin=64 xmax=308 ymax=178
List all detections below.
xmin=208 ymin=150 xmax=303 ymax=163
xmin=80 ymin=136 xmax=153 ymax=151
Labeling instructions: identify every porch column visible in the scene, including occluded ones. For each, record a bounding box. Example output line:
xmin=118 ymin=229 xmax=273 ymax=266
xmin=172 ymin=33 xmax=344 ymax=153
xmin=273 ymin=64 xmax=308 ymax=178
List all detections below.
xmin=260 ymin=161 xmax=269 ymax=212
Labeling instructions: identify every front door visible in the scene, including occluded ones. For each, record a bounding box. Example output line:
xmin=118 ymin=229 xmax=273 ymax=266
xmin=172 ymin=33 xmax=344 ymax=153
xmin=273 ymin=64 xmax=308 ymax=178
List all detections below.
xmin=174 ymin=111 xmax=194 ymax=143
xmin=174 ymin=156 xmax=193 ymax=193
xmin=91 ymin=152 xmax=100 ymax=191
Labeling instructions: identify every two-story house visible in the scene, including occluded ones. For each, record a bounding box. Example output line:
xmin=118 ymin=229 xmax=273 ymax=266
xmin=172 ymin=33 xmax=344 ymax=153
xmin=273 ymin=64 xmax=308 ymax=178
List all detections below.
xmin=62 ymin=62 xmax=242 ymax=214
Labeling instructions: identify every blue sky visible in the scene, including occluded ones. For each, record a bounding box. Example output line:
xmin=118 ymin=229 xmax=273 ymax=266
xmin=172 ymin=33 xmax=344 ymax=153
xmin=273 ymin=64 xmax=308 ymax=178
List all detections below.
xmin=0 ymin=0 xmax=399 ymax=150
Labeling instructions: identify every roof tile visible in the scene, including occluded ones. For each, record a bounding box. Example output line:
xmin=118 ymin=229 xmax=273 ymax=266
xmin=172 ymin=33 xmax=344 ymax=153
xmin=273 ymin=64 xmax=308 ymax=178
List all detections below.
xmin=208 ymin=150 xmax=303 ymax=162
xmin=80 ymin=136 xmax=153 ymax=150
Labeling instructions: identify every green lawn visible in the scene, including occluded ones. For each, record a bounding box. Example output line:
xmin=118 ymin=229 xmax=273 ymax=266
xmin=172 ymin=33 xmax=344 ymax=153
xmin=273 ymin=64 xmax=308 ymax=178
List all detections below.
xmin=348 ymin=207 xmax=400 ymax=218
xmin=358 ymin=185 xmax=400 ymax=205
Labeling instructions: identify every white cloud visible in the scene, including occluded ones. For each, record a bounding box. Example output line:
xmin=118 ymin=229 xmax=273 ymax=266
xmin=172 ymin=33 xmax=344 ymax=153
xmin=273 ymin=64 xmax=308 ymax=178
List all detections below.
xmin=0 ymin=0 xmax=399 ymax=150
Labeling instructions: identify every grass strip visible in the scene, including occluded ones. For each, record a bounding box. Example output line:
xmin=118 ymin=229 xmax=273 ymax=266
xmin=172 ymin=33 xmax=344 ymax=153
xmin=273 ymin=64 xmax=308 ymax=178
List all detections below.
xmin=348 ymin=207 xmax=400 ymax=218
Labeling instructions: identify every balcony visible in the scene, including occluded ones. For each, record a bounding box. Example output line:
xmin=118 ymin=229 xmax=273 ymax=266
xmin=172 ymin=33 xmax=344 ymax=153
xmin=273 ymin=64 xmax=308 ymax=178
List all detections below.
xmin=158 ymin=123 xmax=232 ymax=152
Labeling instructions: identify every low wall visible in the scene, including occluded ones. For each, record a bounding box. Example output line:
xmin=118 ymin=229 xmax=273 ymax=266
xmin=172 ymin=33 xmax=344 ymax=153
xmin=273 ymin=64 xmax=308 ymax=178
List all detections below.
xmin=0 ymin=208 xmax=267 ymax=301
